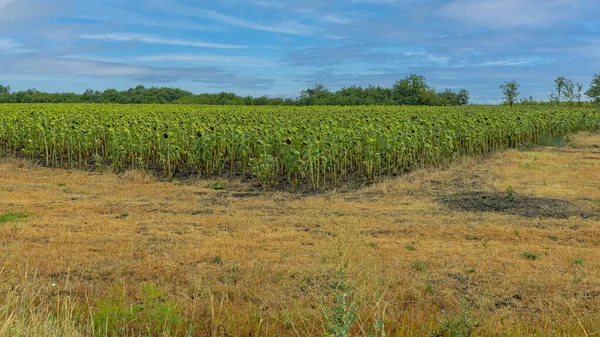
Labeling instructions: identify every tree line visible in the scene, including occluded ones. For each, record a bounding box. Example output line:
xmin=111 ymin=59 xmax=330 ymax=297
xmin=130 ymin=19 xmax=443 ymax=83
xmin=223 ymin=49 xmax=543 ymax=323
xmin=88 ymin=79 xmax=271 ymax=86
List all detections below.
xmin=501 ymin=74 xmax=600 ymax=107
xmin=2 ymin=73 xmax=599 ymax=106
xmin=0 ymin=74 xmax=469 ymax=106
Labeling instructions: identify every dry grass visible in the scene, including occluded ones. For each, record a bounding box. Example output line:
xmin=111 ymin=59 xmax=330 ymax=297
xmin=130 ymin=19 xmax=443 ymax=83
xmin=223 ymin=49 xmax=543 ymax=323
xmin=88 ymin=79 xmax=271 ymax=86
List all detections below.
xmin=1 ymin=132 xmax=600 ymax=336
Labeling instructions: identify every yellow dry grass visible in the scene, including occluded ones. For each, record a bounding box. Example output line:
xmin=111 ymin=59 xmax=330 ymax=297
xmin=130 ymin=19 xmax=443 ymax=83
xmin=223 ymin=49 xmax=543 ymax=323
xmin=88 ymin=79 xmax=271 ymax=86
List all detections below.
xmin=1 ymin=132 xmax=600 ymax=336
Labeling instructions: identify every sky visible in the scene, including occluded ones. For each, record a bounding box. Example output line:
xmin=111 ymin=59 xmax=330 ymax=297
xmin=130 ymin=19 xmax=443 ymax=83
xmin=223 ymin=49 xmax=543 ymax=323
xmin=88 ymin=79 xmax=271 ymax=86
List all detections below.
xmin=0 ymin=0 xmax=598 ymax=103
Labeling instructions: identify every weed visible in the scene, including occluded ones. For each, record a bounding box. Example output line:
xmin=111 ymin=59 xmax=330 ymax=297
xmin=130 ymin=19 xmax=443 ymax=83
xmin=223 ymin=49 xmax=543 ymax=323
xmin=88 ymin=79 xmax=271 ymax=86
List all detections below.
xmin=513 ymin=229 xmax=520 ymax=236
xmin=405 ymin=242 xmax=417 ymax=251
xmin=465 ymin=268 xmax=477 ymax=274
xmin=572 ymin=275 xmax=582 ymax=284
xmin=572 ymin=257 xmax=584 ymax=265
xmin=212 ymin=255 xmax=222 ymax=265
xmin=505 ymin=185 xmax=516 ymax=201
xmin=425 ymin=277 xmax=438 ymax=294
xmin=537 ymin=134 xmax=571 ymax=147
xmin=411 ymin=260 xmax=426 ymax=272
xmin=521 ymin=252 xmax=539 ymax=260
xmin=57 ymin=183 xmax=66 ymax=187
xmin=367 ymin=242 xmax=377 ymax=248
xmin=118 ymin=212 xmax=129 ymax=219
xmin=225 ymin=264 xmax=240 ymax=284
xmin=211 ymin=181 xmax=225 ymax=190
xmin=0 ymin=211 xmax=30 ymax=224
xmin=428 ymin=310 xmax=479 ymax=337
xmin=322 ymin=264 xmax=359 ymax=337
xmin=594 ymin=240 xmax=600 ymax=247
xmin=92 ymin=284 xmax=187 ymax=337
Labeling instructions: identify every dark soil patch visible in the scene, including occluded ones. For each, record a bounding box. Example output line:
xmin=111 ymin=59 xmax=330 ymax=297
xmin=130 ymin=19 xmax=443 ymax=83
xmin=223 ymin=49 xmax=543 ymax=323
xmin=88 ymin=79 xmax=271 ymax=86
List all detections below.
xmin=439 ymin=191 xmax=590 ymax=219
xmin=230 ymin=192 xmax=261 ymax=198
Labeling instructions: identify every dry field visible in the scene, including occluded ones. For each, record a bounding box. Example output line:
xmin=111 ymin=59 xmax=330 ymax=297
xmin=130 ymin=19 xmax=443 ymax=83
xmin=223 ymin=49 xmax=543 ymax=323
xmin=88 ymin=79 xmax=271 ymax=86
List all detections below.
xmin=1 ymin=132 xmax=600 ymax=336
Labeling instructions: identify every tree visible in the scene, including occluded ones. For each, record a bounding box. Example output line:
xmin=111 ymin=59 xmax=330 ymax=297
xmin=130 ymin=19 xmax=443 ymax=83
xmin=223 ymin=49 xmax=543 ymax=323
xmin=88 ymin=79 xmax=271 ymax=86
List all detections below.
xmin=576 ymin=83 xmax=583 ymax=107
xmin=563 ymin=78 xmax=575 ymax=106
xmin=0 ymin=84 xmax=11 ymax=103
xmin=553 ymin=76 xmax=567 ymax=105
xmin=0 ymin=84 xmax=10 ymax=94
xmin=435 ymin=88 xmax=470 ymax=106
xmin=392 ymin=74 xmax=429 ymax=105
xmin=457 ymin=89 xmax=470 ymax=106
xmin=500 ymin=80 xmax=520 ymax=107
xmin=420 ymin=88 xmax=438 ymax=106
xmin=585 ymin=74 xmax=600 ymax=103
xmin=298 ymin=84 xmax=332 ymax=105
xmin=300 ymin=84 xmax=330 ymax=99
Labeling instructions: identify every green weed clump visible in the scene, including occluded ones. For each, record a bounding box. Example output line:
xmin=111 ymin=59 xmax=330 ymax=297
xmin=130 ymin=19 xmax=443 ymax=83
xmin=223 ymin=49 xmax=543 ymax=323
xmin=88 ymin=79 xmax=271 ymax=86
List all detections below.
xmin=521 ymin=252 xmax=539 ymax=260
xmin=428 ymin=310 xmax=479 ymax=337
xmin=92 ymin=284 xmax=187 ymax=337
xmin=0 ymin=211 xmax=30 ymax=224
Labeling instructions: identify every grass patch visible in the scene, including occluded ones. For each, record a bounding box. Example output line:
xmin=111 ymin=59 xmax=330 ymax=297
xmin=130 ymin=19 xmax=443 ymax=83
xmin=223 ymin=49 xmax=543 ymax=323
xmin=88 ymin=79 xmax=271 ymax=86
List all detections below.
xmin=428 ymin=310 xmax=479 ymax=337
xmin=572 ymin=257 xmax=584 ymax=266
xmin=411 ymin=260 xmax=427 ymax=271
xmin=0 ymin=212 xmax=31 ymax=224
xmin=521 ymin=252 xmax=539 ymax=260
xmin=211 ymin=181 xmax=225 ymax=190
xmin=536 ymin=134 xmax=571 ymax=147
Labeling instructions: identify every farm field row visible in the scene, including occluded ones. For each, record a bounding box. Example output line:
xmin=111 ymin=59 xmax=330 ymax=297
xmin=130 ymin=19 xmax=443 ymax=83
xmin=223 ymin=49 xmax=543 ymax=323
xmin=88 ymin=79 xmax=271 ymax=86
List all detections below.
xmin=1 ymin=104 xmax=599 ymax=188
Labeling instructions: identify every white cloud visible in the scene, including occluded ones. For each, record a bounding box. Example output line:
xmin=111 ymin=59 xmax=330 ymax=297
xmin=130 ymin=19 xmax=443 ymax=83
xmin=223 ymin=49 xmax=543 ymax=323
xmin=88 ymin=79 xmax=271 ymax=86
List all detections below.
xmin=136 ymin=54 xmax=275 ymax=67
xmin=0 ymin=0 xmax=67 ymax=27
xmin=440 ymin=0 xmax=585 ymax=29
xmin=0 ymin=38 xmax=32 ymax=54
xmin=320 ymin=15 xmax=354 ymax=25
xmin=145 ymin=1 xmax=318 ymax=36
xmin=193 ymin=8 xmax=316 ymax=36
xmin=79 ymin=33 xmax=245 ymax=49
xmin=401 ymin=51 xmax=450 ymax=65
xmin=0 ymin=0 xmax=15 ymax=7
xmin=481 ymin=57 xmax=553 ymax=67
xmin=0 ymin=38 xmax=20 ymax=51
xmin=0 ymin=55 xmax=275 ymax=88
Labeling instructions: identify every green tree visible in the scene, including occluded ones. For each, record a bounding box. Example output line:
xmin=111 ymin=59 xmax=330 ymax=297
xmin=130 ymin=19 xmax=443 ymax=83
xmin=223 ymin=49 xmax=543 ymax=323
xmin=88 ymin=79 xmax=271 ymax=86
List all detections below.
xmin=500 ymin=80 xmax=520 ymax=107
xmin=393 ymin=74 xmax=429 ymax=105
xmin=585 ymin=74 xmax=600 ymax=103
xmin=552 ymin=76 xmax=567 ymax=105
xmin=576 ymin=83 xmax=583 ymax=107
xmin=0 ymin=84 xmax=10 ymax=94
xmin=457 ymin=89 xmax=470 ymax=106
xmin=435 ymin=88 xmax=470 ymax=106
xmin=563 ymin=78 xmax=575 ymax=106
xmin=299 ymin=84 xmax=332 ymax=105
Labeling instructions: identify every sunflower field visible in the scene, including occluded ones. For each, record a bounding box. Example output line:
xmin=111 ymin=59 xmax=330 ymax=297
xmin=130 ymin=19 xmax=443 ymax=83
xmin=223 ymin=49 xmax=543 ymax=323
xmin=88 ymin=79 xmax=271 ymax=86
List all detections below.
xmin=0 ymin=104 xmax=598 ymax=188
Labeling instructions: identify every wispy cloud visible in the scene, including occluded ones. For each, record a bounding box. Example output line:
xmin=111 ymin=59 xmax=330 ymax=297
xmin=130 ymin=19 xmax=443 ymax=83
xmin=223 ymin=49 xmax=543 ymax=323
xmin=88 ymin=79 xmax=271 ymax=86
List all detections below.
xmin=0 ymin=0 xmax=69 ymax=27
xmin=80 ymin=33 xmax=245 ymax=49
xmin=440 ymin=0 xmax=587 ymax=29
xmin=479 ymin=57 xmax=553 ymax=67
xmin=145 ymin=2 xmax=318 ymax=36
xmin=0 ymin=55 xmax=275 ymax=89
xmin=137 ymin=54 xmax=275 ymax=67
xmin=0 ymin=38 xmax=32 ymax=54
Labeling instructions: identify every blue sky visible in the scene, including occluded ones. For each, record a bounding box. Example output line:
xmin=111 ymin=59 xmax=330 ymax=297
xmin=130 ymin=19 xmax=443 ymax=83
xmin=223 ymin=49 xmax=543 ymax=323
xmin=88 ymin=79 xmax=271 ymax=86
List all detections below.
xmin=0 ymin=0 xmax=598 ymax=103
